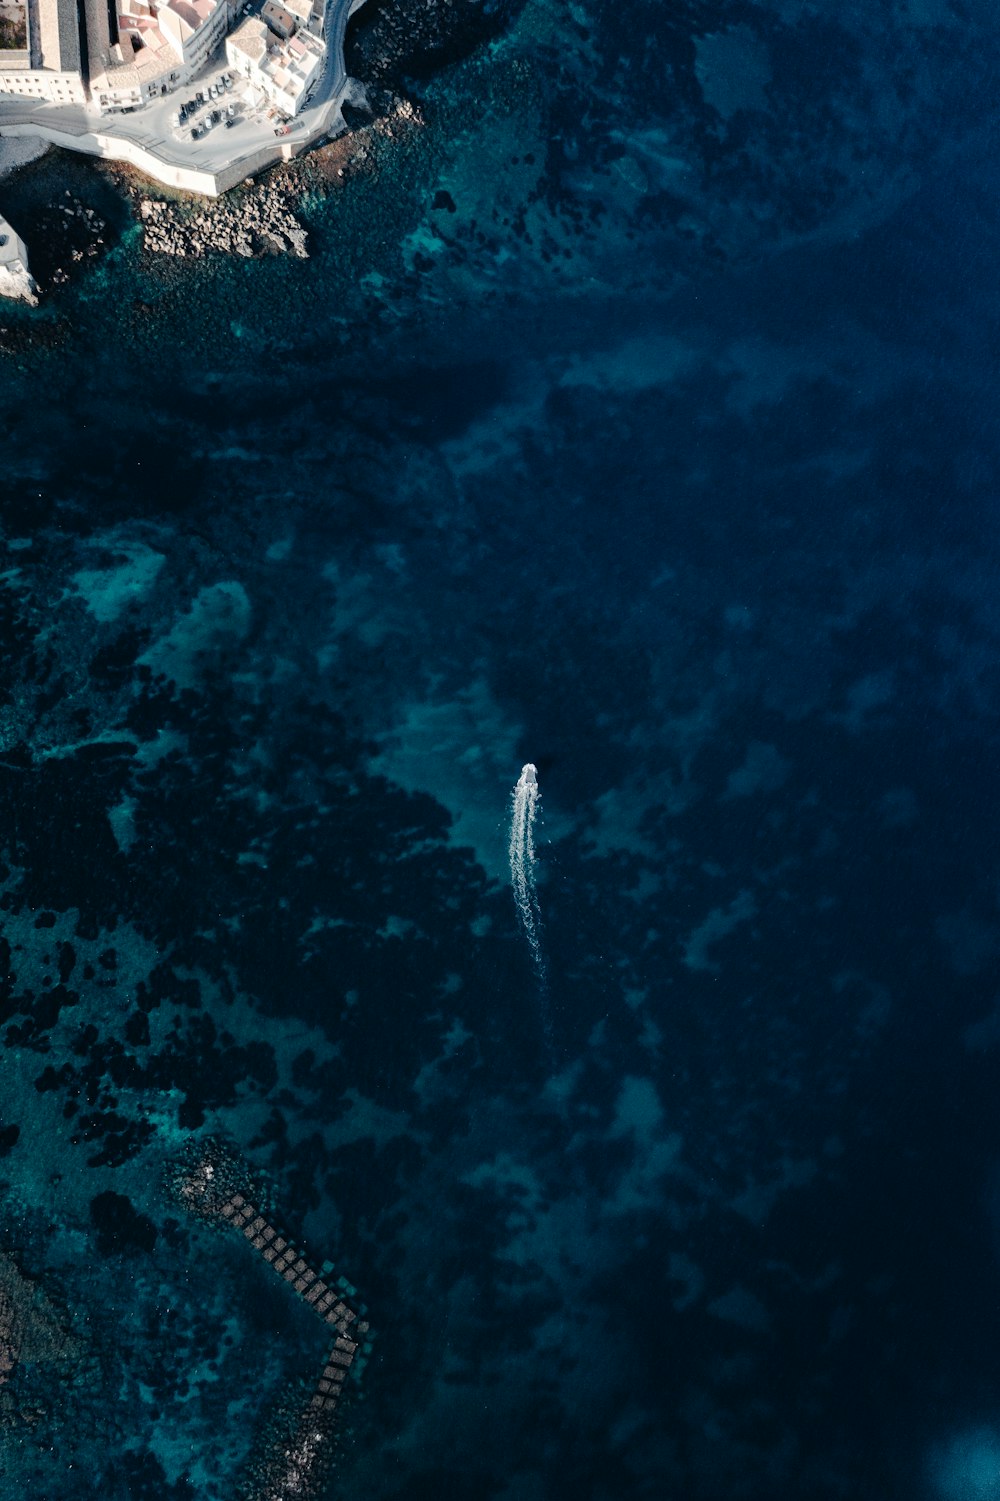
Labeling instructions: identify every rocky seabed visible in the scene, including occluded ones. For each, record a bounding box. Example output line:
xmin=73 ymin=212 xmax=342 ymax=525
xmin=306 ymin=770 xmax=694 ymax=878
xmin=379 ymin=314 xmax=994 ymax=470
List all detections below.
xmin=49 ymin=193 xmax=109 ymax=286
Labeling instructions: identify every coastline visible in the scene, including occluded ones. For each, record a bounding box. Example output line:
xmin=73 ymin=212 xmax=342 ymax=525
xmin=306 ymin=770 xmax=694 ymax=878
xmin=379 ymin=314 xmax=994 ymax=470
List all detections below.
xmin=0 ymin=0 xmax=362 ymax=200
xmin=0 ymin=0 xmax=487 ymax=303
xmin=0 ymin=92 xmax=420 ymax=306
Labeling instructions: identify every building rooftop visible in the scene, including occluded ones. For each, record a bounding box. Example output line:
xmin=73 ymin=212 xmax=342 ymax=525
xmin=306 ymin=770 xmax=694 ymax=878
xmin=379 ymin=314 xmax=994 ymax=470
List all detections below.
xmin=93 ymin=25 xmax=177 ymax=85
xmin=261 ymin=0 xmax=295 ymax=36
xmin=166 ymin=0 xmax=215 ymax=36
xmin=227 ymin=14 xmax=268 ymax=62
xmin=259 ymin=25 xmax=320 ymax=96
xmin=38 ymin=0 xmax=83 ymax=73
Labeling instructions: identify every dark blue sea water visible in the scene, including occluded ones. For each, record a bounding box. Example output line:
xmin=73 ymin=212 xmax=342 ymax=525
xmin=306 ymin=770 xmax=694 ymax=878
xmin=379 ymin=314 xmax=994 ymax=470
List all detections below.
xmin=2 ymin=1 xmax=1000 ymax=1497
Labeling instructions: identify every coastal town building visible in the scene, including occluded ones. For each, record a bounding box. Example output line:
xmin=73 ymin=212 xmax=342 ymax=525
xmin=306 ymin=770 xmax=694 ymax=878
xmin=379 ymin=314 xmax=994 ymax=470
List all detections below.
xmin=0 ymin=0 xmax=87 ymax=104
xmin=0 ymin=0 xmax=324 ymax=114
xmin=284 ymin=0 xmax=323 ymax=36
xmin=227 ymin=0 xmax=322 ymax=116
xmin=89 ymin=0 xmax=231 ymax=112
xmin=261 ymin=1 xmax=296 ymax=41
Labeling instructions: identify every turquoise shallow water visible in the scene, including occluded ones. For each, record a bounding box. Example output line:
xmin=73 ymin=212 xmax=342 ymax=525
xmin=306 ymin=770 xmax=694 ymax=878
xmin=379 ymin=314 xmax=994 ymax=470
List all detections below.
xmin=3 ymin=1 xmax=1000 ymax=1497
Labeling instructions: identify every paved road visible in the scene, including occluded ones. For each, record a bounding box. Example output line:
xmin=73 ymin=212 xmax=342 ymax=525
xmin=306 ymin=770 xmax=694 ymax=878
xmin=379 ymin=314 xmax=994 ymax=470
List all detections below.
xmin=0 ymin=0 xmax=359 ymax=187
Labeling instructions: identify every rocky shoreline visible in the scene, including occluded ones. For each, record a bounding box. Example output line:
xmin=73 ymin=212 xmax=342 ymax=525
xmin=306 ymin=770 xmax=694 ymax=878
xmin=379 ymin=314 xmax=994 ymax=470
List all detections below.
xmin=0 ymin=92 xmax=422 ymax=313
xmin=0 ymin=0 xmax=484 ymax=304
xmin=125 ymin=94 xmax=421 ymax=265
xmin=345 ymin=0 xmax=522 ymax=90
xmin=139 ymin=182 xmax=310 ymax=260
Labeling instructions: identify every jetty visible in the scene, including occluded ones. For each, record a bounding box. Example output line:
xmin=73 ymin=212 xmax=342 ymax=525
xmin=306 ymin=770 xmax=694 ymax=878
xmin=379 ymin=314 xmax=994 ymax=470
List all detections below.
xmin=170 ymin=1141 xmax=373 ymax=1500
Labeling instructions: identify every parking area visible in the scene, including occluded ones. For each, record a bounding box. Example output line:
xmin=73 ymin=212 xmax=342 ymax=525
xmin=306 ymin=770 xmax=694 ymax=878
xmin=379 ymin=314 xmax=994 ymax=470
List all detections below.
xmin=169 ymin=68 xmax=291 ymax=147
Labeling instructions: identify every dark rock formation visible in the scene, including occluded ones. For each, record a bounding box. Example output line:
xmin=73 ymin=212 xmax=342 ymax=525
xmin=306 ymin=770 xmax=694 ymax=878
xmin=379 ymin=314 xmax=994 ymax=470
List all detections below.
xmin=139 ymin=184 xmax=309 ymax=260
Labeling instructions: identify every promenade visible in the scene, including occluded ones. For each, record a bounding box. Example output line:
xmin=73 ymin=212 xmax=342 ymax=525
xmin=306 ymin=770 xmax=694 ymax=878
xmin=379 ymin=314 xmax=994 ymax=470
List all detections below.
xmin=0 ymin=0 xmax=368 ymax=195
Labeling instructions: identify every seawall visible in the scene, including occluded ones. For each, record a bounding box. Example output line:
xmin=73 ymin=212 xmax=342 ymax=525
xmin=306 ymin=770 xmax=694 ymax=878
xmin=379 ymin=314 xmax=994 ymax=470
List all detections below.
xmin=0 ymin=117 xmax=319 ymax=198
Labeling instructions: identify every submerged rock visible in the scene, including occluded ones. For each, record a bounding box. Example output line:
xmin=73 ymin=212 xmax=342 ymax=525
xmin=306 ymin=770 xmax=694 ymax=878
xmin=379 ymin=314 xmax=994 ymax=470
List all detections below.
xmin=0 ymin=1247 xmax=80 ymax=1398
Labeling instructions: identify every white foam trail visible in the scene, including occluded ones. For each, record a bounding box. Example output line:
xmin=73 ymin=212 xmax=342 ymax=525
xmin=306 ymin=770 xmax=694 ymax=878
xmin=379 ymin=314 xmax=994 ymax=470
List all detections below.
xmin=510 ymin=762 xmax=546 ymax=986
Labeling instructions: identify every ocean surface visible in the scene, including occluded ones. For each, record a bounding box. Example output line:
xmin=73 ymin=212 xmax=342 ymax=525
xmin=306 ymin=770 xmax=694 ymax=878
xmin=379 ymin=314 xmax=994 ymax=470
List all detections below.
xmin=2 ymin=0 xmax=1000 ymax=1496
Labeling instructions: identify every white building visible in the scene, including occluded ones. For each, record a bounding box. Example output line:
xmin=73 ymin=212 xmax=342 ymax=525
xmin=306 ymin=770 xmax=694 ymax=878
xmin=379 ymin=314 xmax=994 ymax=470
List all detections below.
xmin=0 ymin=50 xmax=87 ymax=103
xmin=226 ymin=10 xmax=322 ymax=116
xmin=225 ymin=15 xmax=268 ymax=88
xmin=159 ymin=0 xmax=229 ymax=74
xmin=0 ymin=0 xmax=236 ymax=112
xmin=261 ymin=29 xmax=322 ymax=115
xmin=283 ymin=0 xmax=323 ymax=37
xmin=90 ymin=0 xmax=228 ymax=111
xmin=0 ymin=0 xmax=87 ymax=103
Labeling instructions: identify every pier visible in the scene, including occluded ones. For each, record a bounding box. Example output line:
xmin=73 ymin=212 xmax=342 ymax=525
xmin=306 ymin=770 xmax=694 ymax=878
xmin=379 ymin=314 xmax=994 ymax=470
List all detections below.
xmin=170 ymin=1141 xmax=372 ymax=1499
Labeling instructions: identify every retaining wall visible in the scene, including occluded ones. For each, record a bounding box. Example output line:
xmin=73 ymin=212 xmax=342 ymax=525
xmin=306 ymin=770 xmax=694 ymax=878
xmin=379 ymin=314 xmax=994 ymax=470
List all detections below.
xmin=0 ymin=116 xmax=318 ymax=194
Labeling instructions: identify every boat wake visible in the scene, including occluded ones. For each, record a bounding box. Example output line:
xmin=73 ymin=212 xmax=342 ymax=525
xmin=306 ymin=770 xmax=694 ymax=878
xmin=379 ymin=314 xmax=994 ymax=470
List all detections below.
xmin=509 ymin=763 xmax=546 ymax=992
